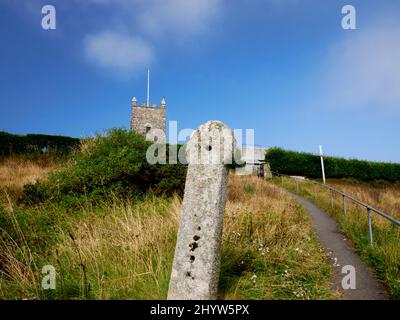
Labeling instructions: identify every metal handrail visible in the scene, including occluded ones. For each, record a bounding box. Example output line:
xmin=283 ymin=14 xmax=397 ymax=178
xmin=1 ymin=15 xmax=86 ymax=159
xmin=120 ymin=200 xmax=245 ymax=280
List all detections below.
xmin=271 ymin=171 xmax=400 ymax=245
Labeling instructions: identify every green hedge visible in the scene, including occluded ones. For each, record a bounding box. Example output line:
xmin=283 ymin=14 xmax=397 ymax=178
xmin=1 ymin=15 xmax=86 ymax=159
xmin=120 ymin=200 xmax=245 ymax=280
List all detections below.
xmin=266 ymin=147 xmax=400 ymax=182
xmin=0 ymin=131 xmax=80 ymax=157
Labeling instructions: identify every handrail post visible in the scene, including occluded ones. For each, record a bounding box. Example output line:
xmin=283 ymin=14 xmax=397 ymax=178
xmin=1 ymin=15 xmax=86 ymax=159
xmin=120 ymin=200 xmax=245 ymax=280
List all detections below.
xmin=281 ymin=175 xmax=283 ymax=187
xmin=368 ymin=208 xmax=373 ymax=245
xmin=330 ymin=189 xmax=333 ymax=209
xmin=296 ymin=179 xmax=299 ymax=192
xmin=342 ymin=195 xmax=346 ymax=215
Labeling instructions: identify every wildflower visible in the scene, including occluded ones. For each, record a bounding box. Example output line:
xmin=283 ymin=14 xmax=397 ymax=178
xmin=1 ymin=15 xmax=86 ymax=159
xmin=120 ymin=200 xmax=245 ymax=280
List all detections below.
xmin=333 ymin=257 xmax=340 ymax=267
xmin=293 ymin=290 xmax=305 ymax=298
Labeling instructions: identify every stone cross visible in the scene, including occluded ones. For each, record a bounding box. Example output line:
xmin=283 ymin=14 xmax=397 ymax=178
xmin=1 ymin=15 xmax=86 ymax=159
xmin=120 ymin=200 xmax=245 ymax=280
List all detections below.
xmin=168 ymin=121 xmax=237 ymax=300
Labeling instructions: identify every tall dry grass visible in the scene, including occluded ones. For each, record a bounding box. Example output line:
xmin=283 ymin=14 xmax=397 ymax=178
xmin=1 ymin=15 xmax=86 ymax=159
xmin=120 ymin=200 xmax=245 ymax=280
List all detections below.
xmin=53 ymin=195 xmax=181 ymax=300
xmin=274 ymin=176 xmax=400 ymax=299
xmin=328 ymin=180 xmax=400 ymax=220
xmin=0 ymin=156 xmax=59 ymax=189
xmin=0 ymin=170 xmax=335 ymax=299
xmin=221 ymin=175 xmax=335 ymax=299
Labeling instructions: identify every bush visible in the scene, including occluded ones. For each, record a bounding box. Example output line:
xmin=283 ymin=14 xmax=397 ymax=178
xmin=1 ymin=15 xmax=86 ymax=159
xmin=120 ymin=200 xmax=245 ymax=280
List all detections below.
xmin=20 ymin=129 xmax=187 ymax=207
xmin=266 ymin=147 xmax=400 ymax=182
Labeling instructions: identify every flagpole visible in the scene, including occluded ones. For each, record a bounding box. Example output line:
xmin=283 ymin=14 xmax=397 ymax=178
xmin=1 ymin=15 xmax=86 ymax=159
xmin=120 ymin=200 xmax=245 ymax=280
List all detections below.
xmin=147 ymin=69 xmax=150 ymax=107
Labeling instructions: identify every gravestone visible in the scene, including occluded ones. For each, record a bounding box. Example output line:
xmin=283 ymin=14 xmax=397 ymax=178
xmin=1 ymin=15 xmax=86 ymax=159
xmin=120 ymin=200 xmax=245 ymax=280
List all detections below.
xmin=167 ymin=121 xmax=237 ymax=300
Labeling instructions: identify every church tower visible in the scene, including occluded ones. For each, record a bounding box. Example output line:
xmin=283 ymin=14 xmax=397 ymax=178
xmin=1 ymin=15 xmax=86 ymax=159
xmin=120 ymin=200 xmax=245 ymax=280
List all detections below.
xmin=130 ymin=96 xmax=166 ymax=142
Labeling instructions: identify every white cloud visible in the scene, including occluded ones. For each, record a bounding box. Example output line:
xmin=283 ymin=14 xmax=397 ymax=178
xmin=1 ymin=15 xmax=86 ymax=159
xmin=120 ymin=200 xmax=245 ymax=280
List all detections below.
xmin=82 ymin=0 xmax=221 ymax=37
xmin=138 ymin=0 xmax=221 ymax=36
xmin=83 ymin=31 xmax=154 ymax=74
xmin=318 ymin=19 xmax=400 ymax=111
xmin=80 ymin=0 xmax=221 ymax=76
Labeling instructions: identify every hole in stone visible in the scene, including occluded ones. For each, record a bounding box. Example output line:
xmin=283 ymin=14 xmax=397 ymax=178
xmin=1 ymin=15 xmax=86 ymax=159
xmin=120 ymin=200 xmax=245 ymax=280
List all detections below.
xmin=193 ymin=235 xmax=200 ymax=241
xmin=190 ymin=255 xmax=195 ymax=263
xmin=206 ymin=145 xmax=212 ymax=151
xmin=197 ymin=226 xmax=201 ymax=231
xmin=189 ymin=242 xmax=198 ymax=251
xmin=186 ymin=271 xmax=191 ymax=277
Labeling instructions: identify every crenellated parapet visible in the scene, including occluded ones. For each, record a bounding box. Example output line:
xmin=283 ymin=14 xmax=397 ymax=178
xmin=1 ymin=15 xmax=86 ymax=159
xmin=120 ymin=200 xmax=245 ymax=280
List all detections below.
xmin=130 ymin=96 xmax=166 ymax=142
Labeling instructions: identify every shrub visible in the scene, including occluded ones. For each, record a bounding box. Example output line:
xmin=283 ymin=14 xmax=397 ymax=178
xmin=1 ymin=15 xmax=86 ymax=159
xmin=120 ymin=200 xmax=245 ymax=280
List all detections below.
xmin=20 ymin=129 xmax=187 ymax=207
xmin=266 ymin=147 xmax=400 ymax=182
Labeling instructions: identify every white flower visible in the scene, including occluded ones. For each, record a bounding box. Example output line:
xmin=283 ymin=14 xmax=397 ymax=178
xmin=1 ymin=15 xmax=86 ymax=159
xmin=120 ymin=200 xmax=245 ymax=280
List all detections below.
xmin=333 ymin=257 xmax=340 ymax=267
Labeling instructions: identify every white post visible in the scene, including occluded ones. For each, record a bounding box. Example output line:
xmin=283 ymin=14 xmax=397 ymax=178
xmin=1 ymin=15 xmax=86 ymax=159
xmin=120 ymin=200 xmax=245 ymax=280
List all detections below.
xmin=319 ymin=145 xmax=326 ymax=184
xmin=147 ymin=69 xmax=150 ymax=107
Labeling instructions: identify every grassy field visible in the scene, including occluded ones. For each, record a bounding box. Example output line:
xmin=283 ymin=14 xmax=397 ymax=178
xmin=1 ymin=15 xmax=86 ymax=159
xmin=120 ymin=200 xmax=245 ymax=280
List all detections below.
xmin=272 ymin=176 xmax=400 ymax=299
xmin=0 ymin=156 xmax=59 ymax=207
xmin=0 ymin=155 xmax=58 ymax=188
xmin=0 ymin=156 xmax=336 ymax=300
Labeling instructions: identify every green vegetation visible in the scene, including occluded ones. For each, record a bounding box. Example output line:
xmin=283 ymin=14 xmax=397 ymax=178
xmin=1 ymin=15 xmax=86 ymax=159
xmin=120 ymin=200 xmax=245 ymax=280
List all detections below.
xmin=272 ymin=176 xmax=400 ymax=299
xmin=0 ymin=131 xmax=80 ymax=158
xmin=266 ymin=147 xmax=400 ymax=182
xmin=19 ymin=129 xmax=187 ymax=207
xmin=0 ymin=172 xmax=336 ymax=299
xmin=0 ymin=195 xmax=178 ymax=299
xmin=0 ymin=130 xmax=337 ymax=300
xmin=220 ymin=176 xmax=335 ymax=300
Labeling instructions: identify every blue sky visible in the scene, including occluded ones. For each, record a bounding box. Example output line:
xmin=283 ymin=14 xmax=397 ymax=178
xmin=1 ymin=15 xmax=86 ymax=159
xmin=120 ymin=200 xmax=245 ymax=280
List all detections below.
xmin=0 ymin=0 xmax=399 ymax=162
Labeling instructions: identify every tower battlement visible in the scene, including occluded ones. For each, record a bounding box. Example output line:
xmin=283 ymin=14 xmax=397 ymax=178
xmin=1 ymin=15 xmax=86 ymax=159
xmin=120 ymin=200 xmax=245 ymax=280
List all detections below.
xmin=130 ymin=96 xmax=166 ymax=142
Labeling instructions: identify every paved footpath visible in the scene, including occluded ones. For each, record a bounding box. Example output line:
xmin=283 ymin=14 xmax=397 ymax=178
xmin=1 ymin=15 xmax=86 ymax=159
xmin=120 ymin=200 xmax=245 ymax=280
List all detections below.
xmin=289 ymin=192 xmax=388 ymax=300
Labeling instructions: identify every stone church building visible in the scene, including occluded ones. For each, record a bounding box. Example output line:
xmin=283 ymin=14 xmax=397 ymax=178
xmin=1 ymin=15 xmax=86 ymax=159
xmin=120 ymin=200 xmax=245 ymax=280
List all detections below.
xmin=130 ymin=96 xmax=166 ymax=143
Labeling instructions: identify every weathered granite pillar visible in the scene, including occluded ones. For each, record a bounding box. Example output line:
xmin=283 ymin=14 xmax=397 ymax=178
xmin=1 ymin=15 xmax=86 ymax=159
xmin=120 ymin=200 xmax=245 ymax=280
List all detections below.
xmin=168 ymin=121 xmax=237 ymax=300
